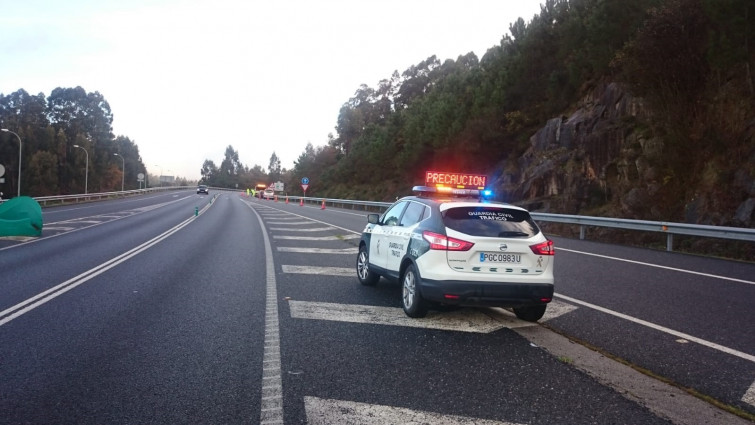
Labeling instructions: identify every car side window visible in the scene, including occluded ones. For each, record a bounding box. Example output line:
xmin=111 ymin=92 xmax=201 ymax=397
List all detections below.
xmin=399 ymin=202 xmax=427 ymax=227
xmin=382 ymin=201 xmax=407 ymax=226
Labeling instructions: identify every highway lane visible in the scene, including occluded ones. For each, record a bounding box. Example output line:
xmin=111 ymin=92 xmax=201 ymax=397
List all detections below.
xmin=1 ymin=191 xmax=266 ymax=423
xmin=253 ymin=195 xmax=755 ymax=419
xmin=0 ymin=190 xmax=752 ymax=423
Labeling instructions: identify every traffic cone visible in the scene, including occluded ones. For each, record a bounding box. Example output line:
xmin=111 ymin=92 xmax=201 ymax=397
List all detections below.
xmin=285 ymin=196 xmax=289 ymax=204
xmin=275 ymin=195 xmax=278 ymax=202
xmin=299 ymin=198 xmax=303 ymax=206
xmin=321 ymin=199 xmax=326 ymax=210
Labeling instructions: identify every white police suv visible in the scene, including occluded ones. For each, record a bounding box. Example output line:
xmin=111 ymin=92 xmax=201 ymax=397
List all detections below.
xmin=356 ymin=172 xmax=554 ymax=321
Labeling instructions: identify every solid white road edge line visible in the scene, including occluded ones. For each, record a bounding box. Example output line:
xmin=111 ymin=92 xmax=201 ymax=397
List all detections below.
xmin=558 ymin=247 xmax=754 ymax=285
xmin=555 ymin=292 xmax=755 ymax=363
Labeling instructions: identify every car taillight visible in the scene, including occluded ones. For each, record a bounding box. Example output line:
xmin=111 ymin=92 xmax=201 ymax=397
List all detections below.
xmin=530 ymin=240 xmax=554 ymax=255
xmin=422 ymin=231 xmax=474 ymax=251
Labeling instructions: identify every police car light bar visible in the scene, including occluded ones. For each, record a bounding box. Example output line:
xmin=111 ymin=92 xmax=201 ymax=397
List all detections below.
xmin=412 ymin=186 xmax=491 ymax=199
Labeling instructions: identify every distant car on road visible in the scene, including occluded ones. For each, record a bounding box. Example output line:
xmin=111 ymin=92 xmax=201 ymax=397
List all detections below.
xmin=263 ymin=188 xmax=274 ymax=200
xmin=197 ymin=185 xmax=209 ymax=195
xmin=357 ymin=177 xmax=554 ymax=321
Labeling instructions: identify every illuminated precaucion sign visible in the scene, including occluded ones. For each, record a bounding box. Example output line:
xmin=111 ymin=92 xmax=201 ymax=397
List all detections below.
xmin=425 ymin=171 xmax=487 ymax=189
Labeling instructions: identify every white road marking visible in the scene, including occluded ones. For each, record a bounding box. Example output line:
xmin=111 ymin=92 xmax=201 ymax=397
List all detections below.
xmin=743 ymin=380 xmax=755 ymax=407
xmin=266 ymin=221 xmax=315 ymax=225
xmin=304 ymin=397 xmax=525 ymax=425
xmin=290 ymin=301 xmax=516 ymax=333
xmin=273 ymin=234 xmax=359 ymax=241
xmin=277 ymin=247 xmax=358 ymax=254
xmin=555 ymin=293 xmax=755 ymax=363
xmin=269 ymin=227 xmax=334 ymax=232
xmin=282 ymin=265 xmax=354 ymax=277
xmin=256 ymin=207 xmax=361 ymax=235
xmin=244 ymin=201 xmax=285 ymax=425
xmin=0 ymin=213 xmax=202 ymax=326
xmin=559 ymin=247 xmax=755 ymax=285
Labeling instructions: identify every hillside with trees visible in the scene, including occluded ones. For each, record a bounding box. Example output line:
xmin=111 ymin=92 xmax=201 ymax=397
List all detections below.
xmin=3 ymin=0 xmax=752 ymax=235
xmin=280 ymin=0 xmax=753 ymax=230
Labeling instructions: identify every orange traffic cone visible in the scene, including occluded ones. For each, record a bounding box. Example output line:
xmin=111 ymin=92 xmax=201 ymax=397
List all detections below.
xmin=321 ymin=199 xmax=326 ymax=210
xmin=299 ymin=198 xmax=303 ymax=206
xmin=285 ymin=196 xmax=289 ymax=204
xmin=275 ymin=195 xmax=278 ymax=202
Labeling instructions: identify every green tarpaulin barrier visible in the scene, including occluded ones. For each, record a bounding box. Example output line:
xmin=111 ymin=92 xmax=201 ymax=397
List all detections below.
xmin=0 ymin=196 xmax=43 ymax=237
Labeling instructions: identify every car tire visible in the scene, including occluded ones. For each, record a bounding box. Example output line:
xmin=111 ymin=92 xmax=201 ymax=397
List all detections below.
xmin=401 ymin=264 xmax=428 ymax=318
xmin=356 ymin=245 xmax=379 ymax=286
xmin=513 ymin=305 xmax=547 ymax=322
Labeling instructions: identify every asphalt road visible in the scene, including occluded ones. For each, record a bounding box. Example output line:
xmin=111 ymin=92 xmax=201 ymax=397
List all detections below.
xmin=0 ymin=190 xmax=753 ymax=424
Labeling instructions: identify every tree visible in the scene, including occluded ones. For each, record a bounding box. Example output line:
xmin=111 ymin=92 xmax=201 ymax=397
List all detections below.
xmin=268 ymin=152 xmax=281 ymax=182
xmin=200 ymin=160 xmax=219 ymax=186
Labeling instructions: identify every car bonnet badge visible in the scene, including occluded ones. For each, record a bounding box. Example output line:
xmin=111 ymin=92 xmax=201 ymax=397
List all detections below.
xmin=499 ymin=243 xmax=508 ymax=251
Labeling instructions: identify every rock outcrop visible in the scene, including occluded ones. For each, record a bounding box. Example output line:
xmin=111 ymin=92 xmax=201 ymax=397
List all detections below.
xmin=498 ymin=82 xmax=754 ymax=227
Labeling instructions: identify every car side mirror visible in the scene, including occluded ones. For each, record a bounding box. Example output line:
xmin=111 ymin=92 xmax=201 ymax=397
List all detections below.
xmin=367 ymin=213 xmax=379 ymax=224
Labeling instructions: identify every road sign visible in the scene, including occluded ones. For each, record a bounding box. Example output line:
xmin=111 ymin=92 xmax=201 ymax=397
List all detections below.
xmin=301 ymin=177 xmax=309 ymax=185
xmin=301 ymin=184 xmax=309 ymax=192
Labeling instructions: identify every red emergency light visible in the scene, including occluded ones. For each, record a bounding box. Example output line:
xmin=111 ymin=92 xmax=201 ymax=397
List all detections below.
xmin=425 ymin=171 xmax=487 ymax=189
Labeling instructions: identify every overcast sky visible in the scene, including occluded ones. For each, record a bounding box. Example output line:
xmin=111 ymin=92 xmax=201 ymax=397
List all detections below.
xmin=0 ymin=0 xmax=543 ymax=181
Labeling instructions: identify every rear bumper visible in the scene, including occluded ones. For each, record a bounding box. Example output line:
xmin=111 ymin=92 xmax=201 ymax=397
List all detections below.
xmin=420 ymin=279 xmax=554 ymax=308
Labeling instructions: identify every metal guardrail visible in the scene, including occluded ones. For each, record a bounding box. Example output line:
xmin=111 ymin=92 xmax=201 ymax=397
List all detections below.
xmin=281 ymin=195 xmax=755 ymax=252
xmin=3 ymin=186 xmax=180 ymax=206
xmin=13 ymin=188 xmax=753 ymax=253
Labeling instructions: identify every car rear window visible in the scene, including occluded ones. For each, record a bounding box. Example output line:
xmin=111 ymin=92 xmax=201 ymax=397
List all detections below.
xmin=442 ymin=206 xmax=540 ymax=237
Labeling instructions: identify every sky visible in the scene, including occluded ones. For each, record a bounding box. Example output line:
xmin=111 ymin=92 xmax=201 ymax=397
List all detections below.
xmin=0 ymin=0 xmax=543 ymax=181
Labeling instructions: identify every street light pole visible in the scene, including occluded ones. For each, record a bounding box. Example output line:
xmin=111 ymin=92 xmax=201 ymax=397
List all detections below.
xmin=1 ymin=129 xmax=22 ymax=197
xmin=73 ymin=144 xmax=89 ymax=194
xmin=114 ymin=153 xmax=125 ymax=192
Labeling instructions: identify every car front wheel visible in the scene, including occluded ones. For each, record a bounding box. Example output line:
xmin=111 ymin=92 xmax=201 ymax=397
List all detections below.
xmin=356 ymin=245 xmax=379 ymax=286
xmin=513 ymin=305 xmax=547 ymax=322
xmin=401 ymin=264 xmax=428 ymax=318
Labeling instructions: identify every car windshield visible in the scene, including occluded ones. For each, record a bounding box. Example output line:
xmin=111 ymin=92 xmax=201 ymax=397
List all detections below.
xmin=442 ymin=206 xmax=540 ymax=237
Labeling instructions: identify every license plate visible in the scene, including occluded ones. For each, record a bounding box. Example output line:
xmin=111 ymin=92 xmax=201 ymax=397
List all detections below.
xmin=480 ymin=252 xmax=521 ymax=263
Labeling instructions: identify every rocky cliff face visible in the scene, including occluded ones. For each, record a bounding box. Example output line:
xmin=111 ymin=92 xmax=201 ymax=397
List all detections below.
xmin=498 ymin=82 xmax=754 ymax=228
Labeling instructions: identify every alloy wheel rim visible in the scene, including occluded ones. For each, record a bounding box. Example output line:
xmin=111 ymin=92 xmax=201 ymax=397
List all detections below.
xmin=403 ymin=271 xmax=415 ymax=308
xmin=358 ymin=252 xmax=368 ymax=279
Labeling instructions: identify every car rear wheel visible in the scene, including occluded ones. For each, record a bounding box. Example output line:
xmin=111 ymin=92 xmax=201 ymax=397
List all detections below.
xmin=513 ymin=305 xmax=547 ymax=322
xmin=401 ymin=264 xmax=428 ymax=318
xmin=356 ymin=245 xmax=379 ymax=286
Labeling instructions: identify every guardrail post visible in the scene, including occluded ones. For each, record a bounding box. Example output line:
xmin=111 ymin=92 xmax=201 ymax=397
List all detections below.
xmin=579 ymin=225 xmax=585 ymax=240
xmin=666 ymin=234 xmax=673 ymax=252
